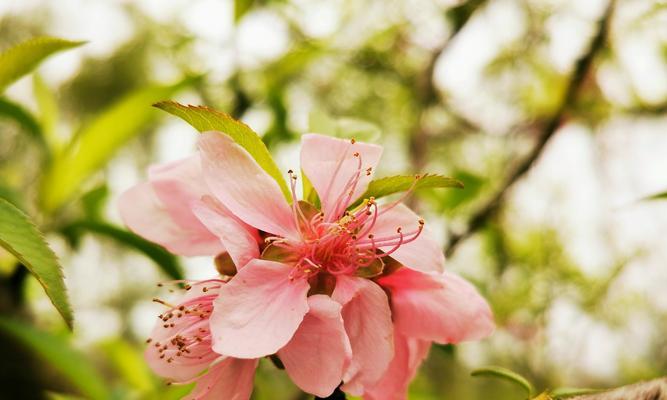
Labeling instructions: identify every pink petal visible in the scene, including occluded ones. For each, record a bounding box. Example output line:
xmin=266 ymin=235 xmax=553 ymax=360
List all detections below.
xmin=363 ymin=330 xmax=431 ymax=400
xmin=370 ymin=203 xmax=444 ymax=273
xmin=300 ymin=134 xmax=382 ymax=219
xmin=198 ymin=131 xmax=298 ymax=238
xmin=210 ymin=259 xmax=310 ymax=358
xmin=191 ymin=196 xmax=260 ymax=269
xmin=118 ymin=181 xmax=223 ymax=256
xmin=377 ymin=268 xmax=494 ymax=343
xmin=332 ymin=275 xmax=394 ymax=395
xmin=278 ymin=295 xmax=352 ymax=397
xmin=148 ymin=155 xmax=209 ymax=228
xmin=184 ymin=358 xmax=258 ymax=400
xmin=144 ymin=285 xmax=222 ymax=382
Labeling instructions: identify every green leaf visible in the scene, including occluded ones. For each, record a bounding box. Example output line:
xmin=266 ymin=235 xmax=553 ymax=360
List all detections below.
xmin=0 ymin=198 xmax=73 ymax=328
xmin=0 ymin=37 xmax=85 ymax=92
xmin=549 ymin=387 xmax=603 ymax=399
xmin=33 ymin=74 xmax=59 ymax=146
xmin=62 ymin=221 xmax=183 ymax=280
xmin=641 ymin=190 xmax=667 ymax=201
xmin=0 ymin=318 xmax=109 ymax=400
xmin=234 ymin=0 xmax=254 ymax=21
xmin=0 ymin=97 xmax=45 ymax=146
xmin=100 ymin=339 xmax=154 ymax=392
xmin=154 ymin=101 xmax=290 ymax=200
xmin=40 ymin=79 xmax=194 ymax=212
xmin=471 ymin=366 xmax=535 ymax=398
xmin=353 ymin=174 xmax=464 ymax=207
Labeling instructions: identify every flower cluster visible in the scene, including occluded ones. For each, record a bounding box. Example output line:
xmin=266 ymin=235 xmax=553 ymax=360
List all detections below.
xmin=119 ymin=132 xmax=494 ymax=399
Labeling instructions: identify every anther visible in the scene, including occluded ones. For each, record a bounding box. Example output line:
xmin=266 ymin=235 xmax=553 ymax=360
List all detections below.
xmin=350 ymin=138 xmax=356 ymax=144
xmin=146 ymin=338 xmax=152 ymax=343
xmin=353 ymin=152 xmax=360 ymax=157
xmin=397 ymin=227 xmax=402 ymax=233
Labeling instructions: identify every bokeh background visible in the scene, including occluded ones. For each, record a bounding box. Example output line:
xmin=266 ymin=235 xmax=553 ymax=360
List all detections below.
xmin=1 ymin=0 xmax=667 ymax=399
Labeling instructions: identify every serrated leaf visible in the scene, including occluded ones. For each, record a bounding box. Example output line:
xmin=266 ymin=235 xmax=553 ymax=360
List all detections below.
xmin=549 ymin=387 xmax=603 ymax=398
xmin=62 ymin=221 xmax=183 ymax=280
xmin=353 ymin=174 xmax=464 ymax=207
xmin=40 ymin=79 xmax=194 ymax=212
xmin=0 ymin=318 xmax=109 ymax=399
xmin=471 ymin=366 xmax=535 ymax=398
xmin=154 ymin=101 xmax=290 ymax=200
xmin=0 ymin=198 xmax=73 ymax=328
xmin=0 ymin=37 xmax=85 ymax=92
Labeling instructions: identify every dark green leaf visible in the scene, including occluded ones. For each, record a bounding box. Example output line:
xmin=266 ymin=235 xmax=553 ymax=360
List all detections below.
xmin=154 ymin=101 xmax=290 ymax=200
xmin=0 ymin=318 xmax=109 ymax=400
xmin=0 ymin=198 xmax=73 ymax=328
xmin=62 ymin=221 xmax=183 ymax=280
xmin=0 ymin=37 xmax=85 ymax=92
xmin=0 ymin=97 xmax=45 ymax=145
xmin=471 ymin=366 xmax=535 ymax=398
xmin=641 ymin=190 xmax=667 ymax=201
xmin=40 ymin=79 xmax=194 ymax=212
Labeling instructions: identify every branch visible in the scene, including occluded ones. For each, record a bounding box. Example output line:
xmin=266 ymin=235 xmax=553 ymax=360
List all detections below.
xmin=444 ymin=0 xmax=616 ymax=257
xmin=571 ymin=377 xmax=667 ymax=399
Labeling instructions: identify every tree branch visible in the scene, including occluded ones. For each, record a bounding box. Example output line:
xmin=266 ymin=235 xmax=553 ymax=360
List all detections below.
xmin=572 ymin=377 xmax=667 ymax=400
xmin=444 ymin=0 xmax=616 ymax=257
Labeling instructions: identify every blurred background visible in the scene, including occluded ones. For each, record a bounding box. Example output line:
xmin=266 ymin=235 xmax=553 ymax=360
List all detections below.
xmin=1 ymin=0 xmax=667 ymax=399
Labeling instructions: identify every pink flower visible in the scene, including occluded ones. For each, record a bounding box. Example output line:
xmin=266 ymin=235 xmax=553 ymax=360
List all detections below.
xmin=121 ymin=131 xmax=494 ymax=399
xmin=146 ymin=280 xmax=351 ymax=399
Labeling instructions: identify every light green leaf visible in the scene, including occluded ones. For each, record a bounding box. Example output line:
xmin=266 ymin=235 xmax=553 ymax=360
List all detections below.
xmin=353 ymin=174 xmax=464 ymax=207
xmin=234 ymin=0 xmax=254 ymax=21
xmin=33 ymin=73 xmax=59 ymax=146
xmin=62 ymin=221 xmax=183 ymax=281
xmin=100 ymin=339 xmax=154 ymax=392
xmin=0 ymin=318 xmax=109 ymax=400
xmin=0 ymin=37 xmax=85 ymax=92
xmin=40 ymin=79 xmax=194 ymax=212
xmin=549 ymin=387 xmax=603 ymax=399
xmin=0 ymin=198 xmax=73 ymax=328
xmin=471 ymin=366 xmax=535 ymax=398
xmin=154 ymin=101 xmax=290 ymax=200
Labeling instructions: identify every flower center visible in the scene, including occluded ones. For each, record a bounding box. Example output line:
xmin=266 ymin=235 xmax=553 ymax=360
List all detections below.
xmin=263 ymin=141 xmax=424 ymax=281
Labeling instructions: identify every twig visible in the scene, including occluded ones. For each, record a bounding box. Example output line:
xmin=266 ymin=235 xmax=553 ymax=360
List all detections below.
xmin=444 ymin=0 xmax=616 ymax=257
xmin=572 ymin=377 xmax=667 ymax=399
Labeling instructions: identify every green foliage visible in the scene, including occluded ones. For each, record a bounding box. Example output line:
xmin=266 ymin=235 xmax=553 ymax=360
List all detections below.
xmin=549 ymin=387 xmax=603 ymax=399
xmin=353 ymin=174 xmax=463 ymax=207
xmin=100 ymin=339 xmax=154 ymax=392
xmin=154 ymin=101 xmax=291 ymax=200
xmin=234 ymin=0 xmax=254 ymax=22
xmin=40 ymin=79 xmax=194 ymax=212
xmin=471 ymin=366 xmax=535 ymax=398
xmin=33 ymin=74 xmax=59 ymax=146
xmin=0 ymin=317 xmax=110 ymax=400
xmin=0 ymin=37 xmax=85 ymax=92
xmin=640 ymin=190 xmax=667 ymax=201
xmin=62 ymin=221 xmax=183 ymax=280
xmin=0 ymin=96 xmax=46 ymax=150
xmin=0 ymin=198 xmax=73 ymax=328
